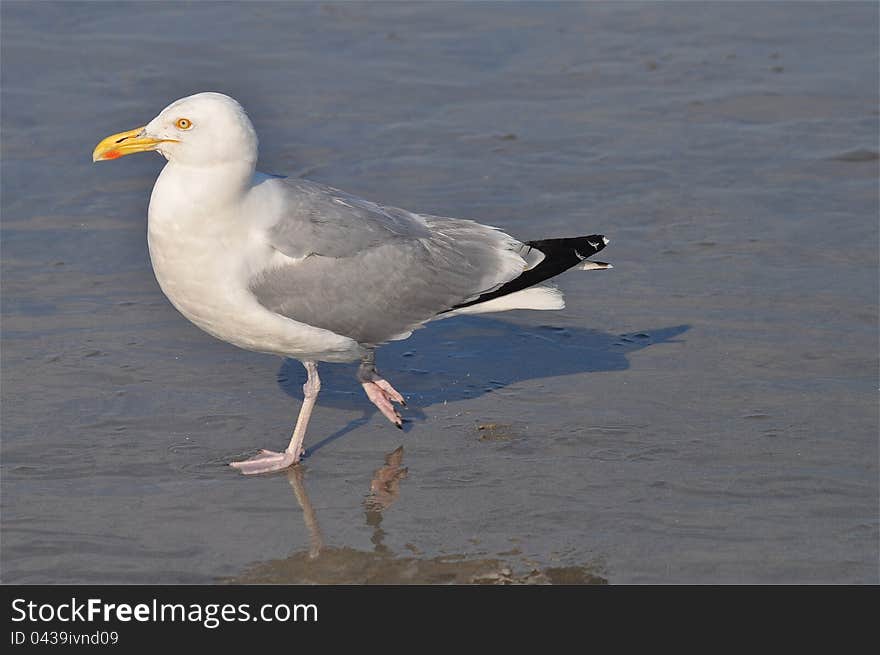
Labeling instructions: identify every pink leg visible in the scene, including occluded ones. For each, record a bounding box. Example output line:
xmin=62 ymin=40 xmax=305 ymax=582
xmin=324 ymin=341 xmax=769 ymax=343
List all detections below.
xmin=230 ymin=361 xmax=321 ymax=475
xmin=358 ymin=352 xmax=406 ymax=429
xmin=362 ymin=381 xmax=405 ymax=428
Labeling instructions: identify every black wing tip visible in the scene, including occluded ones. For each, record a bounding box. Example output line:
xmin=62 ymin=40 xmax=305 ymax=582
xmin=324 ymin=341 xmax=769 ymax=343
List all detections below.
xmin=526 ymin=234 xmax=609 ymax=257
xmin=448 ymin=232 xmax=611 ymax=312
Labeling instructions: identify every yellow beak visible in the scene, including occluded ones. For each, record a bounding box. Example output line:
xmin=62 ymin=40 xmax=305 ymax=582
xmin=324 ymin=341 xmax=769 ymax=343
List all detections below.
xmin=92 ymin=126 xmax=177 ymax=162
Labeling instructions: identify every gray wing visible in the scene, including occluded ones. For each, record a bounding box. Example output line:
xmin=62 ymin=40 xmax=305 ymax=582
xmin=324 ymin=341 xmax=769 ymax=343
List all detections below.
xmin=250 ymin=178 xmax=529 ymax=346
xmin=263 ymin=178 xmax=433 ymax=258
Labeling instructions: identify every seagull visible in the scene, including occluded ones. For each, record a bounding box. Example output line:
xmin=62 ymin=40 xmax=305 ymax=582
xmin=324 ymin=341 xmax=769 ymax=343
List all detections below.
xmin=92 ymin=92 xmax=611 ymax=475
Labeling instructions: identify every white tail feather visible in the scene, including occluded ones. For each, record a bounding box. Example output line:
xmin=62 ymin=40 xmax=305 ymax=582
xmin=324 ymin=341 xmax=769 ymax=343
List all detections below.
xmin=579 ymin=261 xmax=613 ymax=271
xmin=447 ymin=286 xmax=565 ymax=316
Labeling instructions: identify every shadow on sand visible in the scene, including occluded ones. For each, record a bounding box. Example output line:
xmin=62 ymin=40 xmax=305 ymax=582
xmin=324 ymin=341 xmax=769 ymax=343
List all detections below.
xmin=276 ymin=316 xmax=689 ymax=456
xmin=229 ymin=447 xmax=608 ymax=584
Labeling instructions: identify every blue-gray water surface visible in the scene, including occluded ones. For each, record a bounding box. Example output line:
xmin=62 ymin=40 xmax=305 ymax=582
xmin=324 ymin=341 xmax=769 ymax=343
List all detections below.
xmin=1 ymin=1 xmax=877 ymax=583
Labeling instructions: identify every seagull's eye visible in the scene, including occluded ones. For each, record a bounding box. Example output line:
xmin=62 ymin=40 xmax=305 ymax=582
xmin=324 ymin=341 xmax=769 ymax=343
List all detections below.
xmin=175 ymin=118 xmax=193 ymax=130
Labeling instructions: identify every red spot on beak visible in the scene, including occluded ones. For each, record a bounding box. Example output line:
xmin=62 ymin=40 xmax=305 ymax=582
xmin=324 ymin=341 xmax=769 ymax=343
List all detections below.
xmin=103 ymin=150 xmax=121 ymax=160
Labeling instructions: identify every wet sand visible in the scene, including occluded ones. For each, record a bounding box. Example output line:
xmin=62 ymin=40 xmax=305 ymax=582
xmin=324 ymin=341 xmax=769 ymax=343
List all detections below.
xmin=1 ymin=2 xmax=877 ymax=583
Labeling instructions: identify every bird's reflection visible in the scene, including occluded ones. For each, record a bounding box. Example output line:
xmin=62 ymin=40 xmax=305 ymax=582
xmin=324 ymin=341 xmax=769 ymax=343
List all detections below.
xmin=285 ymin=446 xmax=408 ymax=560
xmin=363 ymin=446 xmax=408 ymax=555
xmin=231 ymin=448 xmax=606 ymax=584
xmin=286 ymin=465 xmax=324 ymax=559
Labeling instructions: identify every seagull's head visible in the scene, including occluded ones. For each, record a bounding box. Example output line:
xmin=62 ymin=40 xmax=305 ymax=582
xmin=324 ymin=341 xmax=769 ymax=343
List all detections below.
xmin=92 ymin=92 xmax=258 ymax=167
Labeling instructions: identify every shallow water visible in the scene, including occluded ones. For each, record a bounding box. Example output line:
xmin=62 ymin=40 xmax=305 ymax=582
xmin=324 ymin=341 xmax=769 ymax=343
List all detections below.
xmin=1 ymin=2 xmax=877 ymax=583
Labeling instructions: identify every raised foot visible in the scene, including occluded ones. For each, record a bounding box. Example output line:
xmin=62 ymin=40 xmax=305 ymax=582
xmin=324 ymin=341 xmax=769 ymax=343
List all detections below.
xmin=230 ymin=449 xmax=299 ymax=475
xmin=362 ymin=380 xmax=406 ymax=429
